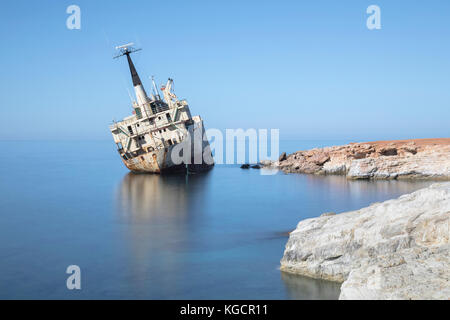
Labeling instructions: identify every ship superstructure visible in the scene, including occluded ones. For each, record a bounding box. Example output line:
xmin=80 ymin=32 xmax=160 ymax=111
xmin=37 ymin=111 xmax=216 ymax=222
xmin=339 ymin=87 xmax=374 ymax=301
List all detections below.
xmin=109 ymin=44 xmax=213 ymax=173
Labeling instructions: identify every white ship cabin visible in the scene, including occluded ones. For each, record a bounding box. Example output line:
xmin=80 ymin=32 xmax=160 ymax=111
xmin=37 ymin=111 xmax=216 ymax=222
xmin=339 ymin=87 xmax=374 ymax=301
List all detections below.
xmin=109 ymin=78 xmax=195 ymax=160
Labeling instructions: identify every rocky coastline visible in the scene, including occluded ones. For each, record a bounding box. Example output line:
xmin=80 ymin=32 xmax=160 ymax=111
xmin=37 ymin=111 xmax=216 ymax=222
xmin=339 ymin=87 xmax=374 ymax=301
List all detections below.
xmin=280 ymin=182 xmax=450 ymax=300
xmin=262 ymin=138 xmax=450 ymax=180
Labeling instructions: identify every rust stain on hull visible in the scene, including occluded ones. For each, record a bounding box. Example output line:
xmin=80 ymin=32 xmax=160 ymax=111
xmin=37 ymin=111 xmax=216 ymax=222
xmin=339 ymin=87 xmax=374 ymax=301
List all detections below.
xmin=122 ymin=151 xmax=161 ymax=173
xmin=122 ymin=149 xmax=213 ymax=174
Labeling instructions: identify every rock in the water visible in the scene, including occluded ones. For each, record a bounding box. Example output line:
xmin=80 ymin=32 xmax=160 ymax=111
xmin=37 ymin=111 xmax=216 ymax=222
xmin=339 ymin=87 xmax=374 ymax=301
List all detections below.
xmin=280 ymin=182 xmax=450 ymax=300
xmin=251 ymin=164 xmax=261 ymax=169
xmin=240 ymin=164 xmax=250 ymax=169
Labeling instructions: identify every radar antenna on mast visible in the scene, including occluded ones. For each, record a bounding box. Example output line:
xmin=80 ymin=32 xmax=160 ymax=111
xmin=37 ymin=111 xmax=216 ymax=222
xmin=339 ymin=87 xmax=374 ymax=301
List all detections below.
xmin=113 ymin=42 xmax=142 ymax=59
xmin=113 ymin=42 xmax=149 ymax=105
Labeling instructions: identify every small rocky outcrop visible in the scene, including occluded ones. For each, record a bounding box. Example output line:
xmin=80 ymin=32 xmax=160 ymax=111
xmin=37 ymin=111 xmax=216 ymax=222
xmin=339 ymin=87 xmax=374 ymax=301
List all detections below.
xmin=263 ymin=139 xmax=450 ymax=180
xmin=240 ymin=164 xmax=262 ymax=169
xmin=279 ymin=152 xmax=287 ymax=162
xmin=280 ymin=183 xmax=450 ymax=300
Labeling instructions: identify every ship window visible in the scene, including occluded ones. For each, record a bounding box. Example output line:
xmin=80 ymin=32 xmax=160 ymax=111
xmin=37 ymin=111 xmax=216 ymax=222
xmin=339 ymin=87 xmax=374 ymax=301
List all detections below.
xmin=149 ymin=118 xmax=155 ymax=125
xmin=149 ymin=101 xmax=157 ymax=113
xmin=158 ymin=116 xmax=161 ymax=120
xmin=127 ymin=126 xmax=133 ymax=134
xmin=166 ymin=113 xmax=172 ymax=122
xmin=135 ymin=107 xmax=142 ymax=119
xmin=116 ymin=142 xmax=123 ymax=150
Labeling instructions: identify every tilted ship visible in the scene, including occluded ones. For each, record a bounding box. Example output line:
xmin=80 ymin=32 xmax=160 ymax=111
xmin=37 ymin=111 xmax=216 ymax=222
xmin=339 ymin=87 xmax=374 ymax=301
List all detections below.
xmin=109 ymin=43 xmax=214 ymax=173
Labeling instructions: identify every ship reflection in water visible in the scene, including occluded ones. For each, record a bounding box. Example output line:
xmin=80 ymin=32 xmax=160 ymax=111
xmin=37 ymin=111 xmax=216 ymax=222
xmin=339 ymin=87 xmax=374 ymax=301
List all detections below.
xmin=115 ymin=169 xmax=432 ymax=299
xmin=117 ymin=172 xmax=206 ymax=222
xmin=116 ymin=172 xmax=214 ymax=299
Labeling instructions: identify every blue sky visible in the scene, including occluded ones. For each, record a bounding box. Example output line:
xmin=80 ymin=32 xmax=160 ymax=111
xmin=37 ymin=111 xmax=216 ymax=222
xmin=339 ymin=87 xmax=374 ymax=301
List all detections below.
xmin=0 ymin=0 xmax=449 ymax=141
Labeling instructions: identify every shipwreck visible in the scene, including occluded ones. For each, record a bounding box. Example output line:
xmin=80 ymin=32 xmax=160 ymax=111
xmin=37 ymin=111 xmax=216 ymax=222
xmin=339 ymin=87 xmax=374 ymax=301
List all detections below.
xmin=109 ymin=43 xmax=214 ymax=173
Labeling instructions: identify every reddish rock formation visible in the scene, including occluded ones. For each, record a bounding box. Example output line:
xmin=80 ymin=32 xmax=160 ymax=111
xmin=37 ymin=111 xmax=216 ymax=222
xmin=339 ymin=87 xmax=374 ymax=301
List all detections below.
xmin=261 ymin=138 xmax=450 ymax=180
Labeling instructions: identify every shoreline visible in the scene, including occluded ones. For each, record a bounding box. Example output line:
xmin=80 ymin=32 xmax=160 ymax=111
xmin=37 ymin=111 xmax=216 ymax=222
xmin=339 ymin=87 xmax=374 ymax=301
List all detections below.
xmin=262 ymin=138 xmax=450 ymax=180
xmin=275 ymin=138 xmax=450 ymax=299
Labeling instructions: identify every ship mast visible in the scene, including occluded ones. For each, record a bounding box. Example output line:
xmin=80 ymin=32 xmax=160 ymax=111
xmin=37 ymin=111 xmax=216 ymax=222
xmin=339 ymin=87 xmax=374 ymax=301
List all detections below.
xmin=114 ymin=43 xmax=150 ymax=106
xmin=151 ymin=76 xmax=161 ymax=100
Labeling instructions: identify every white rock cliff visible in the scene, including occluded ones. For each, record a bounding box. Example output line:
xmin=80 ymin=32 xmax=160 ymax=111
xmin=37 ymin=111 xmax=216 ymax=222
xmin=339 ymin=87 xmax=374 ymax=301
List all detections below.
xmin=280 ymin=183 xmax=450 ymax=300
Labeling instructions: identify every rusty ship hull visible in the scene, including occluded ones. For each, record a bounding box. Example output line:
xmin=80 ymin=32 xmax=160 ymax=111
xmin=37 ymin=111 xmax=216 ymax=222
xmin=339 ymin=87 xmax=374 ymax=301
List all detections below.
xmin=119 ymin=118 xmax=214 ymax=174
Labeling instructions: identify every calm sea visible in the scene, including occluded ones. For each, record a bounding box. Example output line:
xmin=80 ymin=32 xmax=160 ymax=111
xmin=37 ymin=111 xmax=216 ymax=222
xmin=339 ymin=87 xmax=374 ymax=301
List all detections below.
xmin=0 ymin=140 xmax=432 ymax=299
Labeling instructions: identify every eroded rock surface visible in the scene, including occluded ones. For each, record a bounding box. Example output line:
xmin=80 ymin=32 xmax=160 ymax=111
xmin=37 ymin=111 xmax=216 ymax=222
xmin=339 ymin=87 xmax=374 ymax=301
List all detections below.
xmin=280 ymin=183 xmax=450 ymax=300
xmin=263 ymin=138 xmax=450 ymax=180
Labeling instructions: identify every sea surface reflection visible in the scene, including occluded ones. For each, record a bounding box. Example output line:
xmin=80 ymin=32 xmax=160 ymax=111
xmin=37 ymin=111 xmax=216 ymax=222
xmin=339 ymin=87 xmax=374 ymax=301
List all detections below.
xmin=0 ymin=141 xmax=433 ymax=299
xmin=114 ymin=169 xmax=431 ymax=299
